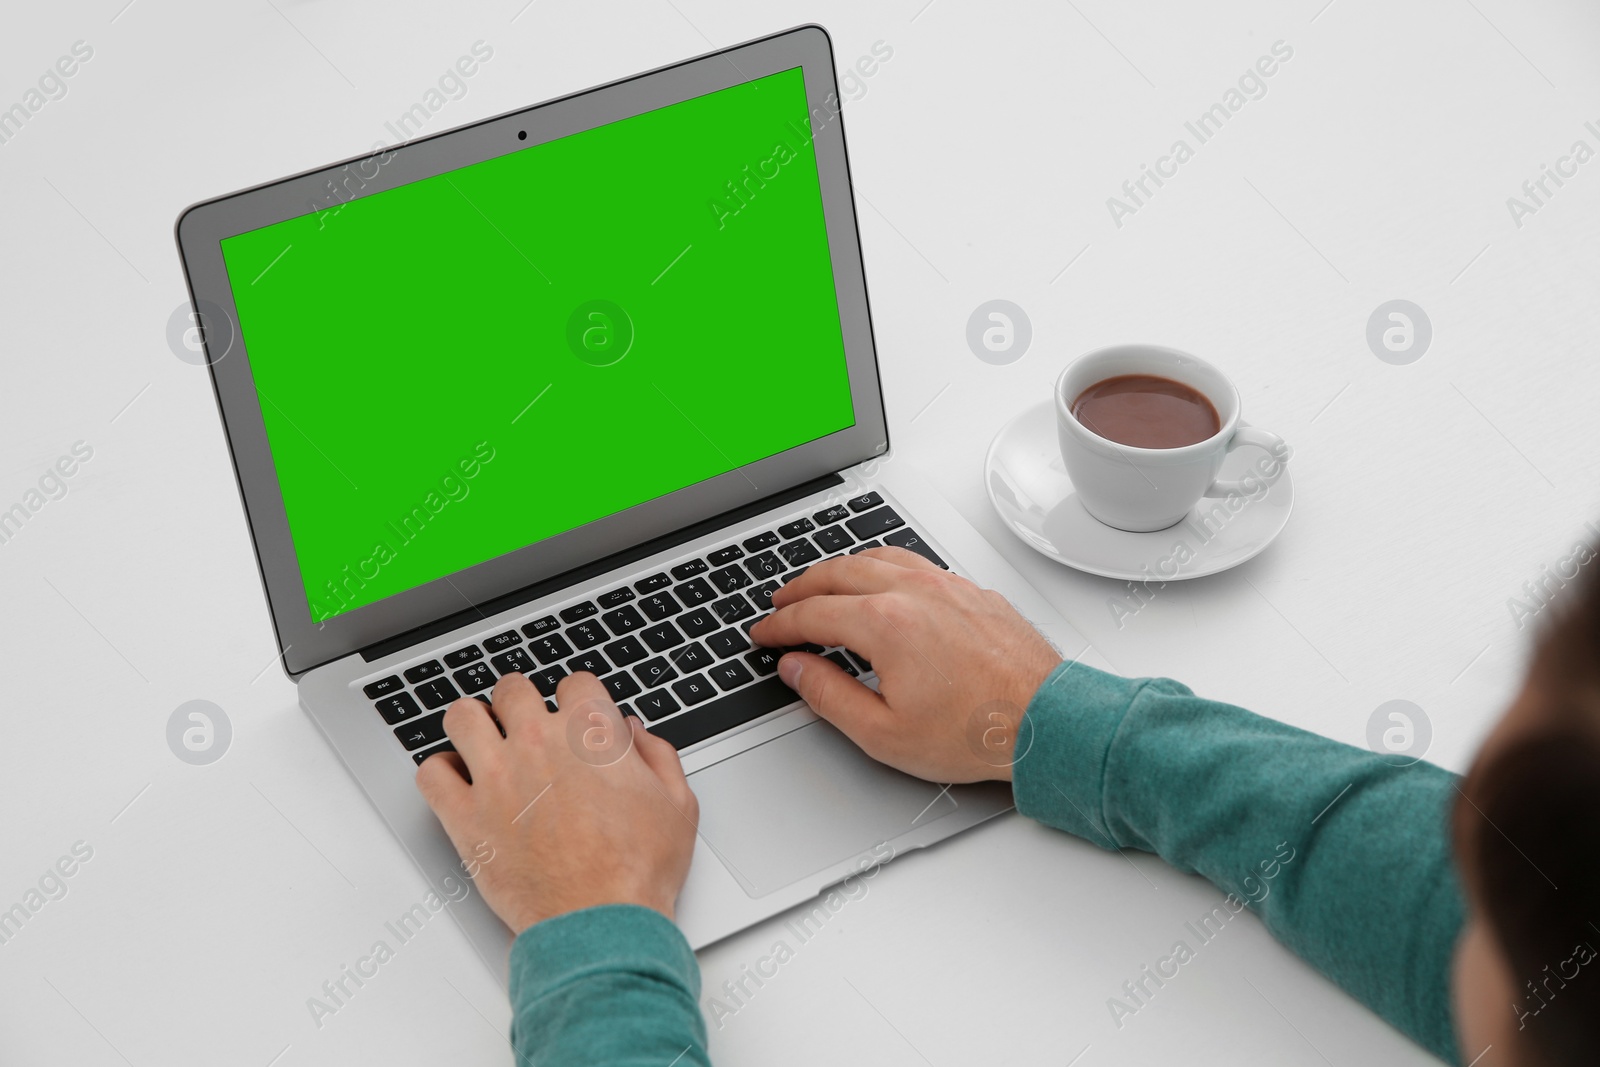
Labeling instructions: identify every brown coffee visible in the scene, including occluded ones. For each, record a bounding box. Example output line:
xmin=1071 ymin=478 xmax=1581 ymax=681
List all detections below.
xmin=1071 ymin=374 xmax=1220 ymax=449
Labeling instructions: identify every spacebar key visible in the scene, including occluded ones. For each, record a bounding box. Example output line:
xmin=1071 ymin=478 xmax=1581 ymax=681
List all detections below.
xmin=647 ymin=677 xmax=800 ymax=750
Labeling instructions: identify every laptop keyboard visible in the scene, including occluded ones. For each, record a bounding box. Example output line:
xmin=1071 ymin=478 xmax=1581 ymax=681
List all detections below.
xmin=365 ymin=491 xmax=948 ymax=763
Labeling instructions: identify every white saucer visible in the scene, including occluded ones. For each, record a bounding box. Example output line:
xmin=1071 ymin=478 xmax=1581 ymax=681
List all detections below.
xmin=984 ymin=401 xmax=1293 ymax=581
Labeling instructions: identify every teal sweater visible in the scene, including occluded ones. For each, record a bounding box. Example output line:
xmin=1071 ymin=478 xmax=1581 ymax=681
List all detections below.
xmin=507 ymin=664 xmax=1465 ymax=1065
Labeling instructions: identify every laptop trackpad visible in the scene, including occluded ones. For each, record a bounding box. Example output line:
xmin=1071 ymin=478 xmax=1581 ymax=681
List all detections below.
xmin=688 ymin=720 xmax=958 ymax=898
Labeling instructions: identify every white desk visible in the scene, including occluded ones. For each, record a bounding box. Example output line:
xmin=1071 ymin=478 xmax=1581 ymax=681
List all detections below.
xmin=3 ymin=1 xmax=1595 ymax=1063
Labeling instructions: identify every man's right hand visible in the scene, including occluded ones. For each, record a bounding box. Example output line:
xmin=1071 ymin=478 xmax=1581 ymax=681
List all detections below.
xmin=749 ymin=546 xmax=1061 ymax=783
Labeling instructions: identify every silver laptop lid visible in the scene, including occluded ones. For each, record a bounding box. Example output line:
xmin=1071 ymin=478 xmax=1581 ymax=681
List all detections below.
xmin=173 ymin=25 xmax=887 ymax=678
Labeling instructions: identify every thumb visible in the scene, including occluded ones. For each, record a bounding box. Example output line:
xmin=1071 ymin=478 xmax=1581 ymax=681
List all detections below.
xmin=631 ymin=718 xmax=693 ymax=803
xmin=778 ymin=651 xmax=889 ymax=745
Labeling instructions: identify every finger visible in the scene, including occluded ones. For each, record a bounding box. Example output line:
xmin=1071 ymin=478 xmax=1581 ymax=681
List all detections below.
xmin=771 ymin=553 xmax=922 ymax=609
xmin=631 ymin=718 xmax=695 ymax=808
xmin=550 ymin=671 xmax=621 ymax=758
xmin=414 ymin=757 xmax=491 ymax=878
xmin=751 ymin=594 xmax=890 ymax=653
xmin=776 ymin=651 xmax=891 ymax=749
xmin=442 ymin=696 xmax=504 ymax=774
xmin=553 ymin=670 xmax=613 ymax=716
xmin=421 ymin=748 xmax=472 ymax=782
xmin=853 ymin=544 xmax=943 ymax=573
xmin=415 ymin=750 xmax=471 ymax=820
xmin=489 ymin=670 xmax=542 ymax=737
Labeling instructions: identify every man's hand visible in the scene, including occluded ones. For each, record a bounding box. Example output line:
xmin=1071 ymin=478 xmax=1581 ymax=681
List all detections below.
xmin=750 ymin=546 xmax=1060 ymax=783
xmin=415 ymin=671 xmax=698 ymax=934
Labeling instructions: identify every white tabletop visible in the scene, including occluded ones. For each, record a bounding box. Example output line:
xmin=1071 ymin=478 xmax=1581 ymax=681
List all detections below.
xmin=4 ymin=1 xmax=1596 ymax=1064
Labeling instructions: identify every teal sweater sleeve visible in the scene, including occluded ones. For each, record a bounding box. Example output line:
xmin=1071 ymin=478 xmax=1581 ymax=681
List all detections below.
xmin=508 ymin=903 xmax=709 ymax=1066
xmin=1015 ymin=662 xmax=1464 ymax=1064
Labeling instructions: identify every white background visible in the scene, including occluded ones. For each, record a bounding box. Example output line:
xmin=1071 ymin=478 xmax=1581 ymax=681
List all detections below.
xmin=3 ymin=0 xmax=1598 ymax=1064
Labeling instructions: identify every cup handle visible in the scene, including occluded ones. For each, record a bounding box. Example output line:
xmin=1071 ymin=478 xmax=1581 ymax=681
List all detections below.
xmin=1203 ymin=426 xmax=1289 ymax=497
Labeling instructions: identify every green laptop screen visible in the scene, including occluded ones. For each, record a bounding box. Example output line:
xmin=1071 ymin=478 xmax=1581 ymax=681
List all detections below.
xmin=220 ymin=66 xmax=854 ymax=624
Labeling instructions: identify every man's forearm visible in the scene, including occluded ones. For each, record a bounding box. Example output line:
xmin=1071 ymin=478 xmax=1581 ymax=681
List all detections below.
xmin=1015 ymin=661 xmax=1464 ymax=1064
xmin=510 ymin=904 xmax=709 ymax=1066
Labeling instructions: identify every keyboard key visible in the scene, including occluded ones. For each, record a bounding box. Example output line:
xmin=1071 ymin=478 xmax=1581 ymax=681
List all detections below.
xmin=598 ymin=587 xmax=635 ymax=608
xmin=523 ymin=615 xmax=560 ymax=638
xmin=744 ymin=647 xmax=782 ymax=676
xmin=602 ymin=605 xmax=645 ymax=633
xmin=711 ymin=593 xmax=756 ymax=626
xmin=814 ymin=504 xmax=850 ymax=526
xmin=671 ymin=674 xmax=717 ymax=706
xmin=641 ymin=621 xmax=685 ymax=653
xmin=545 ymin=699 xmax=558 ymax=713
xmin=633 ymin=656 xmax=678 ymax=688
xmin=395 ymin=712 xmax=448 ymax=751
xmin=529 ymin=633 xmax=575 ymax=664
xmin=364 ymin=676 xmax=404 ymax=700
xmin=454 ymin=662 xmax=495 ymax=694
xmin=850 ymin=540 xmax=883 ymax=554
xmin=484 ymin=630 xmax=522 ymax=653
xmin=778 ymin=518 xmax=814 ymax=539
xmin=566 ymin=650 xmax=611 ymax=677
xmin=677 ymin=577 xmax=716 ymax=606
xmin=846 ymin=505 xmax=904 ymax=541
xmin=813 ymin=526 xmax=854 ymax=553
xmin=443 ymin=645 xmax=483 ymax=669
xmin=744 ymin=551 xmax=785 ymax=580
xmin=671 ymin=641 xmax=714 ymax=674
xmin=639 ymin=591 xmax=681 ymax=621
xmin=747 ymin=580 xmax=781 ymax=612
xmin=635 ymin=688 xmax=681 ymax=722
xmin=617 ymin=703 xmax=636 ymax=720
xmin=604 ymin=673 xmax=642 ymax=701
xmin=708 ymin=564 xmax=751 ymax=593
xmin=709 ymin=659 xmax=754 ymax=692
xmin=707 ymin=545 xmax=744 ymax=565
xmin=635 ymin=572 xmax=672 ymax=593
xmin=648 ymin=678 xmax=801 ymax=750
xmin=415 ymin=678 xmax=460 ymax=709
xmin=743 ymin=531 xmax=780 ymax=551
xmin=781 ymin=566 xmax=809 ymax=583
xmin=529 ymin=665 xmax=567 ymax=696
xmin=678 ymin=607 xmax=719 ymax=638
xmin=884 ymin=527 xmax=949 ymax=568
xmin=670 ymin=559 xmax=708 ymax=580
xmin=412 ymin=740 xmax=455 ymax=764
xmin=568 ymin=620 xmax=607 ymax=650
xmin=490 ymin=647 xmax=535 ymax=676
xmin=602 ymin=635 xmax=648 ymax=667
xmin=560 ymin=601 xmax=598 ymax=623
xmin=847 ymin=491 xmax=882 ymax=513
xmin=847 ymin=649 xmax=873 ymax=674
xmin=404 ymin=660 xmax=444 ymax=684
xmin=375 ymin=692 xmax=422 ymax=724
xmin=707 ymin=629 xmax=751 ymax=658
xmin=824 ymin=651 xmax=860 ymax=678
xmin=777 ymin=539 xmax=821 ymax=567
xmin=741 ymin=613 xmax=768 ymax=636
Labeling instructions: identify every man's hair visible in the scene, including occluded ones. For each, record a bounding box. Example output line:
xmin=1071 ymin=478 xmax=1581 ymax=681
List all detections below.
xmin=1459 ymin=561 xmax=1600 ymax=1065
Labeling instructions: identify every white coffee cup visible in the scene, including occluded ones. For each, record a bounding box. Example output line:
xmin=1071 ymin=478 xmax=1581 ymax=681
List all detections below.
xmin=1056 ymin=345 xmax=1289 ymax=533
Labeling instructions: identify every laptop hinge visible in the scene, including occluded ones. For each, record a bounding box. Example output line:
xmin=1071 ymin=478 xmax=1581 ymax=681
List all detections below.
xmin=359 ymin=472 xmax=845 ymax=662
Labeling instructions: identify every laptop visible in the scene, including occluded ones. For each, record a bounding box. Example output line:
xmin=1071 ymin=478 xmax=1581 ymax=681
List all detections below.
xmin=175 ymin=23 xmax=1092 ymax=981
